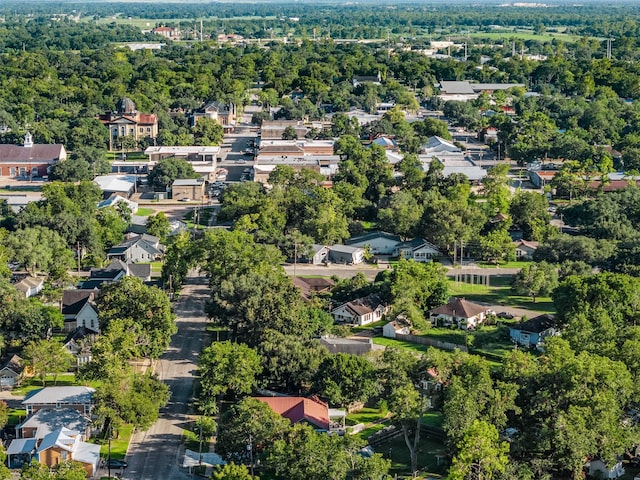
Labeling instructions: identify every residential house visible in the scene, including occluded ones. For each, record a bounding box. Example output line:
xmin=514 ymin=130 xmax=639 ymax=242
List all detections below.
xmin=14 ymin=276 xmax=44 ymax=298
xmin=255 ymin=396 xmax=346 ymax=432
xmin=396 ymin=238 xmax=440 ymax=262
xmin=98 ymin=97 xmax=158 ymax=151
xmin=293 ymin=276 xmax=334 ymax=299
xmin=0 ymin=132 xmax=66 ymax=178
xmin=319 ymin=336 xmax=373 ymax=355
xmin=171 ymin=178 xmax=205 ymax=201
xmin=382 ymin=319 xmax=411 ymax=338
xmin=301 ymin=244 xmax=329 ymax=265
xmin=63 ymin=327 xmax=96 ymax=367
xmin=418 ymin=136 xmax=486 ymax=181
xmin=429 ymin=297 xmax=492 ymax=330
xmin=93 ymin=175 xmax=137 ymax=198
xmin=61 ymin=290 xmax=99 ymax=334
xmin=528 ymin=169 xmax=557 ymax=188
xmin=97 ymin=195 xmax=139 ymax=214
xmin=17 ymin=408 xmax=91 ymax=441
xmin=509 ymin=314 xmax=557 ymax=350
xmin=328 ymin=245 xmax=365 ymax=265
xmin=331 ymin=294 xmax=389 ymax=326
xmin=23 ymin=386 xmax=95 ymax=417
xmin=515 ymin=240 xmax=539 ymax=260
xmin=587 ymin=458 xmax=625 ymax=479
xmin=0 ymin=354 xmax=24 ymax=390
xmin=34 ymin=428 xmax=101 ymax=477
xmin=345 ymin=231 xmax=402 ymax=255
xmin=107 ymin=233 xmax=165 ymax=263
xmin=191 ymin=101 xmax=236 ymax=131
xmin=6 ymin=438 xmax=37 ymax=469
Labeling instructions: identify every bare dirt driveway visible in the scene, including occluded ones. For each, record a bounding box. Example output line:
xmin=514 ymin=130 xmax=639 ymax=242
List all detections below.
xmin=121 ymin=273 xmax=209 ymax=480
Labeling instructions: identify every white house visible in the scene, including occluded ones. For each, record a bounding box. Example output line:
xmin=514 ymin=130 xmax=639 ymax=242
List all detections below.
xmin=514 ymin=240 xmax=539 ymax=260
xmin=328 ymin=245 xmax=365 ymax=265
xmin=587 ymin=458 xmax=625 ymax=479
xmin=332 ymin=295 xmax=389 ymax=326
xmin=14 ymin=276 xmax=44 ymax=298
xmin=429 ymin=298 xmax=492 ymax=330
xmin=61 ymin=290 xmax=100 ymax=334
xmin=396 ymin=238 xmax=440 ymax=262
xmin=107 ymin=233 xmax=165 ymax=263
xmin=345 ymin=231 xmax=402 ymax=255
xmin=382 ymin=320 xmax=411 ymax=338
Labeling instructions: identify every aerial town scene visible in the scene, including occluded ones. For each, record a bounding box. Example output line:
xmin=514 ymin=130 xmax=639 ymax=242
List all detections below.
xmin=0 ymin=0 xmax=637 ymax=478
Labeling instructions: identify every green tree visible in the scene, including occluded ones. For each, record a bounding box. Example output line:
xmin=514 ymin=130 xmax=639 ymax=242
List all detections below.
xmin=511 ymin=261 xmax=558 ymax=302
xmin=477 ymin=229 xmax=516 ymax=265
xmin=198 ymin=341 xmax=262 ymax=414
xmin=161 ymin=231 xmax=196 ymax=293
xmin=146 ymin=211 xmax=171 ymax=240
xmin=96 ymin=276 xmax=177 ymax=359
xmin=23 ymin=339 xmax=73 ymax=386
xmin=192 ymin=117 xmax=224 ymax=146
xmin=313 ymin=353 xmax=380 ymax=407
xmin=377 ymin=190 xmax=423 ymax=238
xmin=282 ymin=125 xmax=298 ymax=140
xmin=210 ymin=463 xmax=257 ymax=480
xmin=4 ymin=226 xmax=74 ymax=277
xmin=217 ymin=398 xmax=290 ymax=465
xmin=389 ymin=382 xmax=428 ymax=476
xmin=147 ymin=158 xmax=199 ymax=191
xmin=509 ymin=191 xmax=551 ymax=241
xmin=94 ymin=371 xmax=170 ymax=431
xmin=448 ymin=420 xmax=510 ymax=480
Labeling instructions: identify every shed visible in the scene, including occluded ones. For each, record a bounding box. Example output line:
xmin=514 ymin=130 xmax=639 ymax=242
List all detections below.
xmin=171 ymin=178 xmax=205 ymax=201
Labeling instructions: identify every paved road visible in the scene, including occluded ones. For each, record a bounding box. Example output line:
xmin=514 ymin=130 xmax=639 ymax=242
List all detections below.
xmin=122 ymin=273 xmax=209 ymax=480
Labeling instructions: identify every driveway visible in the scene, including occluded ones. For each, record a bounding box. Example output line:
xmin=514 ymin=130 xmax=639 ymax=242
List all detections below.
xmin=122 ymin=273 xmax=210 ymax=480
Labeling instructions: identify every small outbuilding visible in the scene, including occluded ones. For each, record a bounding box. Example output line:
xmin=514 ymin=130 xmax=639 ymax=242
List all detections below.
xmin=171 ymin=178 xmax=205 ymax=201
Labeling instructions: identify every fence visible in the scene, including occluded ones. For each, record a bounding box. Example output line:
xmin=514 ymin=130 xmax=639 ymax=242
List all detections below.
xmin=395 ymin=333 xmax=468 ymax=352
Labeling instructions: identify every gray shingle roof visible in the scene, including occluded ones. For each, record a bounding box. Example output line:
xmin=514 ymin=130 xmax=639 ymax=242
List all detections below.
xmin=23 ymin=386 xmax=95 ymax=406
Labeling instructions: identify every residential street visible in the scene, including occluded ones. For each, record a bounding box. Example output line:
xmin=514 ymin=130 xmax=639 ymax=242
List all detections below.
xmin=122 ymin=273 xmax=209 ymax=480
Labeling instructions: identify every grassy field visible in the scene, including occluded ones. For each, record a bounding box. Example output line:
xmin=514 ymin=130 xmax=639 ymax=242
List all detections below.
xmin=372 ymin=337 xmax=429 ymax=354
xmin=467 ymin=30 xmax=576 ymax=42
xmin=447 ymin=277 xmax=555 ymax=313
xmin=135 ymin=207 xmax=154 ymax=216
xmin=374 ymin=435 xmax=448 ymax=477
xmin=422 ymin=412 xmax=444 ymax=429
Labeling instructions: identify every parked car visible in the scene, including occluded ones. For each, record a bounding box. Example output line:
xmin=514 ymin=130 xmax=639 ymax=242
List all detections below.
xmin=497 ymin=312 xmax=514 ymax=319
xmin=105 ymin=458 xmax=128 ymax=469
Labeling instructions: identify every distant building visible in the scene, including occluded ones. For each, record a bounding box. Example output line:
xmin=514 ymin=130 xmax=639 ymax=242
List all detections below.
xmin=191 ymin=101 xmax=236 ymax=131
xmin=171 ymin=178 xmax=205 ymax=201
xmin=152 ymin=25 xmax=180 ymax=40
xmin=99 ymin=97 xmax=158 ymax=151
xmin=0 ymin=132 xmax=66 ymax=178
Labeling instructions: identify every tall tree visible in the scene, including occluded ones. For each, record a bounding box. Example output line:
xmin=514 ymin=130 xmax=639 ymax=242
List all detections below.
xmin=198 ymin=341 xmax=262 ymax=414
xmin=448 ymin=420 xmax=510 ymax=480
xmin=23 ymin=339 xmax=73 ymax=386
xmin=96 ymin=276 xmax=177 ymax=359
xmin=147 ymin=158 xmax=198 ymax=191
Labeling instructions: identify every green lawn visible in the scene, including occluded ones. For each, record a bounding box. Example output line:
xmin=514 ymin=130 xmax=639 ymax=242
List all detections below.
xmin=448 ymin=278 xmax=555 ymax=313
xmin=138 ymin=261 xmax=162 ymax=273
xmin=8 ymin=409 xmax=26 ymax=426
xmin=477 ymin=260 xmax=531 ymax=269
xmin=347 ymin=407 xmax=391 ymax=440
xmin=135 ymin=207 xmax=154 ymax=216
xmin=96 ymin=424 xmax=135 ymax=459
xmin=374 ymin=435 xmax=448 ymax=477
xmin=12 ymin=374 xmax=84 ymax=396
xmin=467 ymin=30 xmax=576 ymax=42
xmin=372 ymin=337 xmax=429 ymax=354
xmin=422 ymin=412 xmax=444 ymax=429
xmin=352 ymin=319 xmax=387 ymax=333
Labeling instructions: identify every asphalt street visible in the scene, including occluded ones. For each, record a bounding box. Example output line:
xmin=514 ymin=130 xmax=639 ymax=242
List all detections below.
xmin=122 ymin=273 xmax=209 ymax=480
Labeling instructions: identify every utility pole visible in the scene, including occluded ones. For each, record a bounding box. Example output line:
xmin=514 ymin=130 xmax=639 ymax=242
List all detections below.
xmin=460 ymin=240 xmax=464 ymax=266
xmin=248 ymin=435 xmax=254 ymax=477
xmin=293 ymin=243 xmax=297 ymax=279
xmin=76 ymin=241 xmax=81 ymax=274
